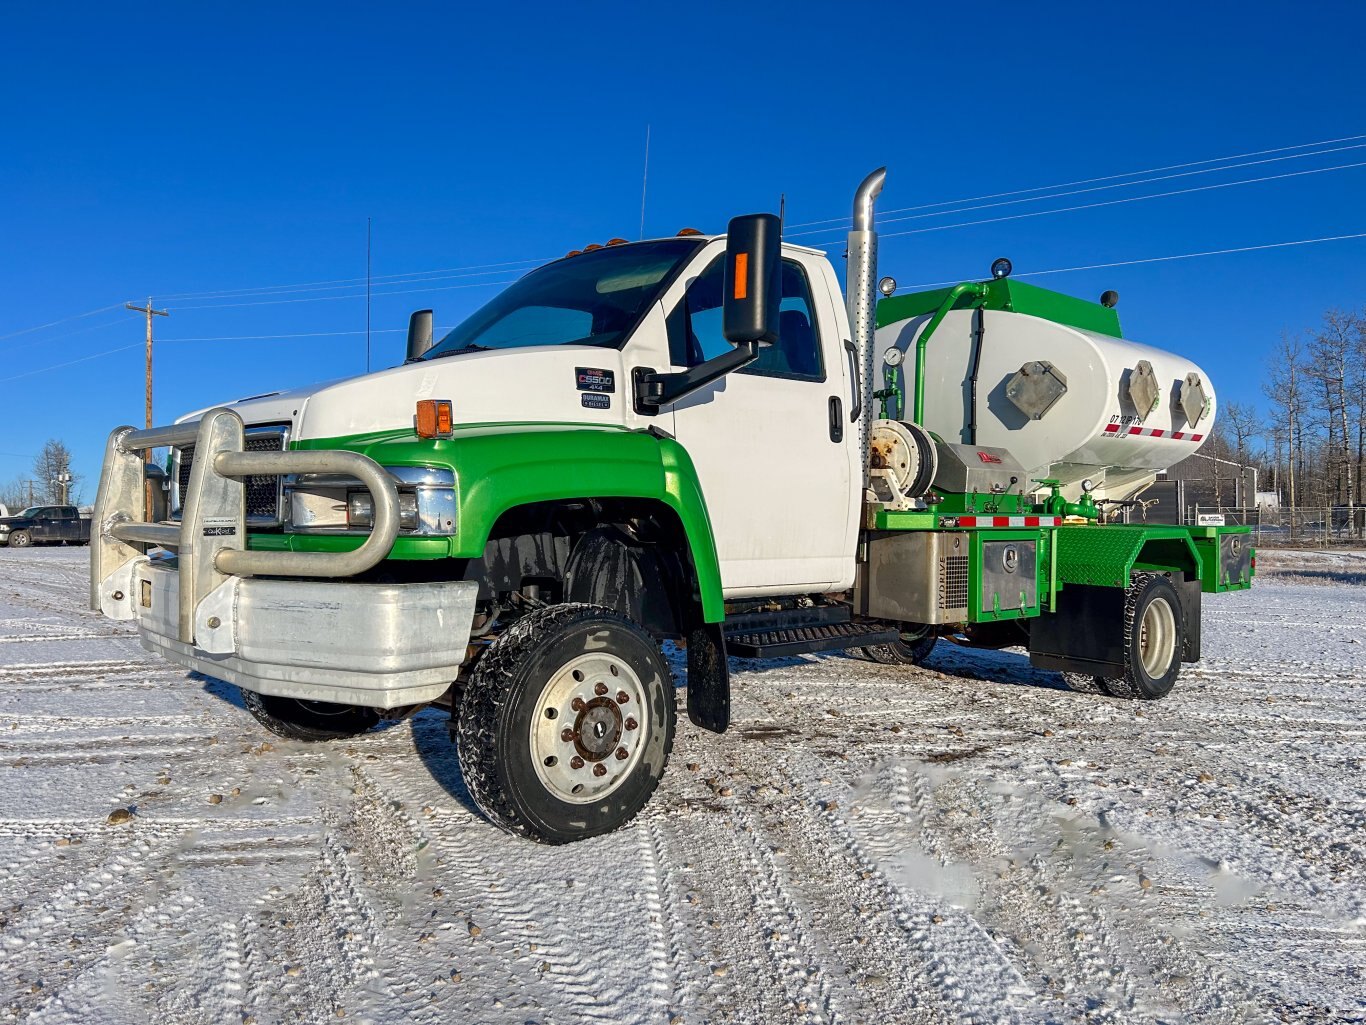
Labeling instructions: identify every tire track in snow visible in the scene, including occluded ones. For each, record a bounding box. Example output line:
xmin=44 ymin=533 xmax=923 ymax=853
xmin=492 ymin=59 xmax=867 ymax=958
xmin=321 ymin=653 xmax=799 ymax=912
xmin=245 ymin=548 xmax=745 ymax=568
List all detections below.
xmin=351 ymin=749 xmax=641 ymax=1024
xmin=767 ymin=751 xmax=1034 ymax=1025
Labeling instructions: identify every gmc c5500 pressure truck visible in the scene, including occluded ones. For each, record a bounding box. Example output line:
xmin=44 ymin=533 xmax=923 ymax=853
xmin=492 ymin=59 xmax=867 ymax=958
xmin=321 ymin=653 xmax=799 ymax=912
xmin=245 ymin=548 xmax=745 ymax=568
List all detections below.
xmin=91 ymin=169 xmax=1253 ymax=843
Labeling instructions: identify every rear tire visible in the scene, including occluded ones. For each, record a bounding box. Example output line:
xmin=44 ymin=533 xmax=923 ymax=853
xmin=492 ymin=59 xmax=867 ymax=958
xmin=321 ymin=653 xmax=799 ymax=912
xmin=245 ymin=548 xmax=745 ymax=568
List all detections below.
xmin=457 ymin=603 xmax=675 ymax=844
xmin=858 ymin=627 xmax=937 ymax=666
xmin=241 ymin=689 xmax=382 ymax=741
xmin=7 ymin=530 xmax=31 ymax=549
xmin=1095 ymin=573 xmax=1184 ymax=700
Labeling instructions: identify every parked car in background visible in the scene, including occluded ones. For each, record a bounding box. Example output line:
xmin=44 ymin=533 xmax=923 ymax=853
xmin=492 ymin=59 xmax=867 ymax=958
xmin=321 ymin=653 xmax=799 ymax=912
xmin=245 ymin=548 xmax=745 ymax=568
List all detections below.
xmin=0 ymin=506 xmax=91 ymax=547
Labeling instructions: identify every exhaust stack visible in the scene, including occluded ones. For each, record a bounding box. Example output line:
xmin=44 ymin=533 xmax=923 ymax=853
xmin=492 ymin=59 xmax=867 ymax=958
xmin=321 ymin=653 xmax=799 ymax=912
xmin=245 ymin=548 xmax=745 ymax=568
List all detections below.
xmin=847 ymin=168 xmax=886 ymax=489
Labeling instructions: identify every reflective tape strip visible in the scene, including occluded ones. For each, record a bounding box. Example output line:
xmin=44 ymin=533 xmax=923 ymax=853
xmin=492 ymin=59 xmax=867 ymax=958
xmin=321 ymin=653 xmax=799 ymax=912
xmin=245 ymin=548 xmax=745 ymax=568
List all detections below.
xmin=1103 ymin=423 xmax=1204 ymax=442
xmin=953 ymin=515 xmax=1062 ymax=528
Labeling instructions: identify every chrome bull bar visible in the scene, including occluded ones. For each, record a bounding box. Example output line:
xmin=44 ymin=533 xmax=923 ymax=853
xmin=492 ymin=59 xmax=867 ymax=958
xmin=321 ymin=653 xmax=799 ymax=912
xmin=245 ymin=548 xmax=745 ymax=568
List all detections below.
xmin=91 ymin=407 xmax=401 ymax=645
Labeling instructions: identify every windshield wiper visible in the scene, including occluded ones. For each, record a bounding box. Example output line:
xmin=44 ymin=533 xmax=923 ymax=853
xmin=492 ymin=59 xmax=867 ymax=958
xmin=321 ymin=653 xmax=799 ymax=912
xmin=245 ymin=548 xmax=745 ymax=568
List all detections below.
xmin=425 ymin=343 xmax=492 ymax=360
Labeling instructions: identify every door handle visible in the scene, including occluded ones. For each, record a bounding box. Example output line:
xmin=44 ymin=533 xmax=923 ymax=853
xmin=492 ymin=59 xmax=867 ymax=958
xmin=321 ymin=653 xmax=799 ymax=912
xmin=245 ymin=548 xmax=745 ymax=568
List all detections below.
xmin=828 ymin=396 xmax=844 ymax=443
xmin=843 ymin=339 xmax=862 ymax=423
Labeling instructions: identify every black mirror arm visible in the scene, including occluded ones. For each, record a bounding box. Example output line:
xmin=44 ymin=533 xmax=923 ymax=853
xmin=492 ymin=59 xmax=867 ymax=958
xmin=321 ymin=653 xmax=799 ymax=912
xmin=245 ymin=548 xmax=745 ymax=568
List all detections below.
xmin=633 ymin=342 xmax=759 ymax=415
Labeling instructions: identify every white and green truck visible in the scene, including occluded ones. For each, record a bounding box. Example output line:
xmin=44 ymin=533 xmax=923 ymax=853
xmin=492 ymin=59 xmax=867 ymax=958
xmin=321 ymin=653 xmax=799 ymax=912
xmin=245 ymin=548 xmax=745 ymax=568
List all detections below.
xmin=91 ymin=169 xmax=1253 ymax=843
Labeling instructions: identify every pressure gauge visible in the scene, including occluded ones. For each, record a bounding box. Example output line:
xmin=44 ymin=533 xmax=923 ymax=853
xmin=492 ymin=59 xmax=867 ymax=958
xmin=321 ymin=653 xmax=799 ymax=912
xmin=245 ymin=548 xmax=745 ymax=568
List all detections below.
xmin=883 ymin=347 xmax=904 ymax=367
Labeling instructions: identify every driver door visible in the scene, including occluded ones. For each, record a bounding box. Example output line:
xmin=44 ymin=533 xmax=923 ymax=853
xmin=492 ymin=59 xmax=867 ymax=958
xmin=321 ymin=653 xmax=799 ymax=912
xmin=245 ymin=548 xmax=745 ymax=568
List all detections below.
xmin=662 ymin=247 xmax=856 ymax=597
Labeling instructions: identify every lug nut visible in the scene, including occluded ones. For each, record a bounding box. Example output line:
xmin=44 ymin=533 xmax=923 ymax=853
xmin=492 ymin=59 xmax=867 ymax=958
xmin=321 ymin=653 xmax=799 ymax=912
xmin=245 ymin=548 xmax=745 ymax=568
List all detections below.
xmin=616 ymin=691 xmax=630 ymax=704
xmin=594 ymin=682 xmax=609 ymax=696
xmin=592 ymin=763 xmax=607 ymax=777
xmin=570 ymin=756 xmax=585 ymax=770
xmin=615 ymin=746 xmax=629 ymax=760
xmin=560 ymin=728 xmax=575 ymax=743
xmin=625 ymin=717 xmax=638 ymax=732
xmin=571 ymin=697 xmax=585 ymax=711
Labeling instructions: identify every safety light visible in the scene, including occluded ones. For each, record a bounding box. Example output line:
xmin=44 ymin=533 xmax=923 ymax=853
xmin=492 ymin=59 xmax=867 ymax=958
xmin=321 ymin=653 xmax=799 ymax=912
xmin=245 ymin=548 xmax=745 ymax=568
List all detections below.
xmin=583 ymin=243 xmax=604 ymax=252
xmin=676 ymin=227 xmax=702 ymax=236
xmin=606 ymin=238 xmax=628 ymax=246
xmin=415 ymin=399 xmax=454 ymax=439
xmin=565 ymin=249 xmax=582 ymax=258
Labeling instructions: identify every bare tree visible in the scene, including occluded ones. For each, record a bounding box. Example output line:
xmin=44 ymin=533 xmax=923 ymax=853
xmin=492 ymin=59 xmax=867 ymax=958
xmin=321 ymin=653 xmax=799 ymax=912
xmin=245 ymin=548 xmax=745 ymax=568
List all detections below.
xmin=1308 ymin=310 xmax=1357 ymax=533
xmin=1222 ymin=401 xmax=1259 ymax=465
xmin=0 ymin=477 xmax=32 ymax=511
xmin=1264 ymin=332 xmax=1307 ymax=533
xmin=31 ymin=440 xmax=80 ymax=505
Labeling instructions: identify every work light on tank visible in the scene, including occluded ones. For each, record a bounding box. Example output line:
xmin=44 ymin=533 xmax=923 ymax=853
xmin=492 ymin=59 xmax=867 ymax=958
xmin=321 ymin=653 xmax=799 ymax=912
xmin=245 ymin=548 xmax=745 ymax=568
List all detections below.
xmin=878 ymin=276 xmax=897 ymax=297
xmin=991 ymin=257 xmax=1013 ymax=280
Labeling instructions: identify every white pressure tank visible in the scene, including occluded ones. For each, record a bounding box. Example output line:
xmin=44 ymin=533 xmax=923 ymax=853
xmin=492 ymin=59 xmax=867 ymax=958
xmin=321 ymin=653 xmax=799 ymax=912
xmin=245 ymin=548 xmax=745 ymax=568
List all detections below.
xmin=875 ymin=304 xmax=1217 ymax=501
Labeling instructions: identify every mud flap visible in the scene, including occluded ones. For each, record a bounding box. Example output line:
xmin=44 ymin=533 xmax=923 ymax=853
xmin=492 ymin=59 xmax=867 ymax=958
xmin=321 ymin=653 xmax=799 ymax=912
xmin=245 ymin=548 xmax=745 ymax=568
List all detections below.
xmin=686 ymin=622 xmax=730 ymax=733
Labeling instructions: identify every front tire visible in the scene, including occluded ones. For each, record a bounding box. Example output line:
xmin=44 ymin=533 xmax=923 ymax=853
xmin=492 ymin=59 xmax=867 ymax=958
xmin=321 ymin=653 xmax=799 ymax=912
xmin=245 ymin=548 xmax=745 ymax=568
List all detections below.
xmin=7 ymin=530 xmax=32 ymax=549
xmin=457 ymin=603 xmax=675 ymax=844
xmin=241 ymin=689 xmax=381 ymax=741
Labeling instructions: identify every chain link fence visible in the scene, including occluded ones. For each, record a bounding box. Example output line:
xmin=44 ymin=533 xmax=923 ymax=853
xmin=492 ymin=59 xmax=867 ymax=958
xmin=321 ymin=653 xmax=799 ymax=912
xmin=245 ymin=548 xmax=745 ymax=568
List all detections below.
xmin=1189 ymin=505 xmax=1366 ymax=546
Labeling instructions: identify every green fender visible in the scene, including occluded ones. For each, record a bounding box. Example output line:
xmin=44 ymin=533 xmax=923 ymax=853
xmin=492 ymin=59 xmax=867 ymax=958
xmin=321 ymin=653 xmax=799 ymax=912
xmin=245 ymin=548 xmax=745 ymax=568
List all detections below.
xmin=291 ymin=423 xmax=726 ymax=623
xmin=1054 ymin=524 xmax=1202 ymax=589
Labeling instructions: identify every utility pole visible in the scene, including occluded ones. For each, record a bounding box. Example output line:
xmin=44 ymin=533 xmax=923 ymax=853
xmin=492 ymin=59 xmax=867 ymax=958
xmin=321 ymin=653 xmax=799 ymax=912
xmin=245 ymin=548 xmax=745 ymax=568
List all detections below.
xmin=126 ymin=298 xmax=169 ymax=428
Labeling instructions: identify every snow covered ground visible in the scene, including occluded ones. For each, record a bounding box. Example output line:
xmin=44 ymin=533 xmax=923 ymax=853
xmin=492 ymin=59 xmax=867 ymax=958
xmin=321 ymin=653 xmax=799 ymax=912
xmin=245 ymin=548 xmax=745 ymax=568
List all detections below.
xmin=0 ymin=546 xmax=1362 ymax=1024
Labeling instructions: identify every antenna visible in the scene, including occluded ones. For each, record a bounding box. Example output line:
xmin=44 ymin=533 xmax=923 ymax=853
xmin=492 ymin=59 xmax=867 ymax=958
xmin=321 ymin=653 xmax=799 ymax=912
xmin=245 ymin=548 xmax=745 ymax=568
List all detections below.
xmin=779 ymin=193 xmax=786 ymax=236
xmin=639 ymin=124 xmax=650 ymax=240
xmin=365 ymin=216 xmax=372 ymax=373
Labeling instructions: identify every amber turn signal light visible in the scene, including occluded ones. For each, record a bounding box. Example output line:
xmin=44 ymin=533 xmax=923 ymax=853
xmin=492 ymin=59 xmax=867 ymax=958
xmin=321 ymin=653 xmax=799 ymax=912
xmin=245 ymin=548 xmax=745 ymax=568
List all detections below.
xmin=415 ymin=399 xmax=454 ymax=439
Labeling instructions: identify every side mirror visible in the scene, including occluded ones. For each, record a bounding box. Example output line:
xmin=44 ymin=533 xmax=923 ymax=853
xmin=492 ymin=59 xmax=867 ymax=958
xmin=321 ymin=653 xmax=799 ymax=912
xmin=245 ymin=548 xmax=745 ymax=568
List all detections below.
xmin=722 ymin=213 xmax=781 ymax=348
xmin=405 ymin=309 xmax=434 ymax=361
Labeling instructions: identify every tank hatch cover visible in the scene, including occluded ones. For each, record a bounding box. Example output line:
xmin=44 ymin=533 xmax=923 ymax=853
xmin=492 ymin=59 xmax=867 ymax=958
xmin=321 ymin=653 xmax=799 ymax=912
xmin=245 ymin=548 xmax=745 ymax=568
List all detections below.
xmin=1128 ymin=360 xmax=1161 ymax=421
xmin=1179 ymin=372 xmax=1209 ymax=427
xmin=1006 ymin=360 xmax=1068 ymax=421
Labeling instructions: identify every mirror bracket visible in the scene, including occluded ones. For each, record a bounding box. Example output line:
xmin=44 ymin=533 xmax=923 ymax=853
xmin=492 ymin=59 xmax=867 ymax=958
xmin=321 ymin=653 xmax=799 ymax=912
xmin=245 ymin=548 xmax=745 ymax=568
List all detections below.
xmin=632 ymin=342 xmax=758 ymax=415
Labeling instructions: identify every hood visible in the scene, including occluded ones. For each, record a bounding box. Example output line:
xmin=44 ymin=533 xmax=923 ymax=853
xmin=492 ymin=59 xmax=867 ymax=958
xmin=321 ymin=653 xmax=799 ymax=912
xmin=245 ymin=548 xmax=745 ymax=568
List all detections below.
xmin=182 ymin=346 xmax=634 ymax=441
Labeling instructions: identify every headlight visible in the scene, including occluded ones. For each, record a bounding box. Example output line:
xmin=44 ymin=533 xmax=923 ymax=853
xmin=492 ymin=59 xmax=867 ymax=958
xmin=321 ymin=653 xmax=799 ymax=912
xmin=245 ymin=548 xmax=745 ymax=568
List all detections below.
xmin=347 ymin=491 xmax=420 ymax=531
xmin=287 ymin=466 xmax=456 ymax=536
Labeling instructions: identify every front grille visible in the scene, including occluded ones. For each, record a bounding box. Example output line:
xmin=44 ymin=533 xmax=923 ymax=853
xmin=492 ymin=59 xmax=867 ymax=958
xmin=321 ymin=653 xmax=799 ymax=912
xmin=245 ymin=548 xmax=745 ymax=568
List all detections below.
xmin=177 ymin=427 xmax=287 ymax=522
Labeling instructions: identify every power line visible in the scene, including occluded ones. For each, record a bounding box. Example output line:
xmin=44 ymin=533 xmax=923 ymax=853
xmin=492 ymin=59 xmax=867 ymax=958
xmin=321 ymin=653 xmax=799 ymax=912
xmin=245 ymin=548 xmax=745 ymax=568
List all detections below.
xmin=786 ymin=141 xmax=1366 ymax=239
xmin=892 ymin=230 xmax=1366 ymax=292
xmin=9 ymin=130 xmax=1365 ymax=340
xmin=156 ymin=255 xmax=553 ymax=301
xmin=172 ymin=275 xmax=523 ymax=311
xmin=785 ymin=130 xmax=1366 ymax=229
xmin=875 ymin=159 xmax=1366 ymax=241
xmin=147 ymin=131 xmax=1366 ymax=304
xmin=0 ymin=303 xmax=125 ymax=342
xmin=0 ymin=343 xmax=142 ymax=384
xmin=8 ymin=229 xmax=1364 ymax=388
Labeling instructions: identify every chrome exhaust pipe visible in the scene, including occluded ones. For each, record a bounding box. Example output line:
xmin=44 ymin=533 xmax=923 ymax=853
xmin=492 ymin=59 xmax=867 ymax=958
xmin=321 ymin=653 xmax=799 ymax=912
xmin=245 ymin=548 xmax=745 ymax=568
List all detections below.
xmin=847 ymin=167 xmax=886 ymax=490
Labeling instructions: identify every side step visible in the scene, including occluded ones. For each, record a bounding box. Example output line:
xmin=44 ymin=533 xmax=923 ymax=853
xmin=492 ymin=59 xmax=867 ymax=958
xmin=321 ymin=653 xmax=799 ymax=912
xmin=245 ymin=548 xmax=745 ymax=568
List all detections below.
xmin=724 ymin=606 xmax=900 ymax=659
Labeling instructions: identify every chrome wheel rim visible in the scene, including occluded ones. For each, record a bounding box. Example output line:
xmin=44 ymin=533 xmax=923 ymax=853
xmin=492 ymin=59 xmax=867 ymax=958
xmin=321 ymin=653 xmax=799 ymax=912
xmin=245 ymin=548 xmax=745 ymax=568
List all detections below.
xmin=530 ymin=652 xmax=648 ymax=805
xmin=1139 ymin=596 xmax=1177 ymax=678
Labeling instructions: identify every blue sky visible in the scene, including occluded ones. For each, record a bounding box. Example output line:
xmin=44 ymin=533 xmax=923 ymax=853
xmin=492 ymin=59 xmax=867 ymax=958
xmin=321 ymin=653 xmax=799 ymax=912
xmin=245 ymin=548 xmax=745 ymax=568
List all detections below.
xmin=2 ymin=1 xmax=1364 ymax=499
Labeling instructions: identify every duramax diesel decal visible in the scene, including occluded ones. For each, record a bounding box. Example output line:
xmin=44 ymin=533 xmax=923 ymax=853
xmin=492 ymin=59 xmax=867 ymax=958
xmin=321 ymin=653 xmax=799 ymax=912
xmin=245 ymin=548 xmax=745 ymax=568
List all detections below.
xmin=581 ymin=393 xmax=610 ymax=409
xmin=576 ymin=367 xmax=615 ymax=393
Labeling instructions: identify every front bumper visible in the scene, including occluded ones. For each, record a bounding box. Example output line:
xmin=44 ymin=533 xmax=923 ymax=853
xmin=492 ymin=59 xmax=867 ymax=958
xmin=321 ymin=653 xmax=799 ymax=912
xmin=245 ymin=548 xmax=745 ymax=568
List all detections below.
xmin=122 ymin=556 xmax=476 ymax=708
xmin=91 ymin=407 xmax=476 ymax=709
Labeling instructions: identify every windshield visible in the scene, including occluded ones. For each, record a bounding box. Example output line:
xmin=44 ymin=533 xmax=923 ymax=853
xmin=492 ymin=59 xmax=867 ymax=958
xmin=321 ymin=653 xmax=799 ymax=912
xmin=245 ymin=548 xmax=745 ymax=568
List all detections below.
xmin=16 ymin=508 xmax=39 ymax=518
xmin=425 ymin=238 xmax=704 ymax=358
